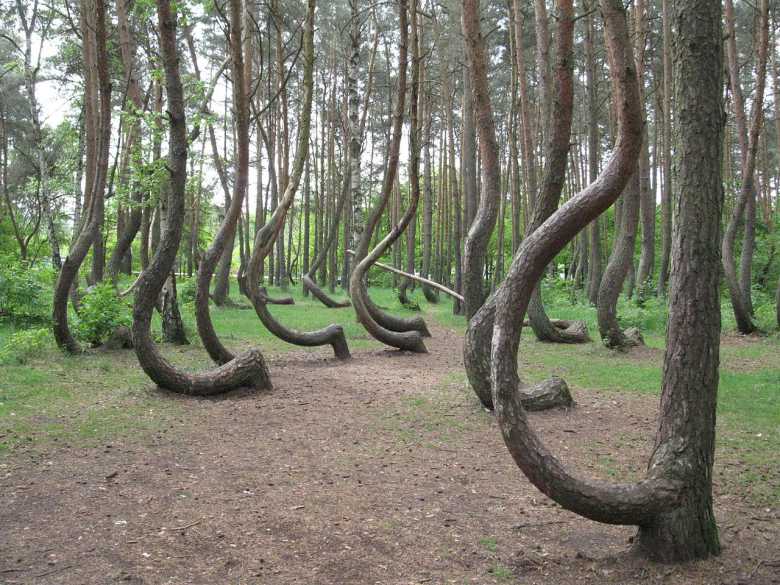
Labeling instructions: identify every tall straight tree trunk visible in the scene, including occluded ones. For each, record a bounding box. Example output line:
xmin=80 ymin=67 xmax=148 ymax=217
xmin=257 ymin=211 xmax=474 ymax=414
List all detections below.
xmin=585 ymin=0 xmax=602 ymax=304
xmin=634 ymin=0 xmax=655 ymax=294
xmin=420 ymin=58 xmax=437 ymax=303
xmin=511 ymin=0 xmax=538 ymax=212
xmin=656 ymin=0 xmax=672 ymax=295
xmin=634 ymin=0 xmax=724 ymax=558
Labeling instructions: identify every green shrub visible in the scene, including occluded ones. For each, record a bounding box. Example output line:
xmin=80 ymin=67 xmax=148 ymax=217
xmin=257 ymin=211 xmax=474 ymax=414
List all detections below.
xmin=0 ymin=327 xmax=52 ymax=365
xmin=178 ymin=276 xmax=197 ymax=303
xmin=76 ymin=283 xmax=132 ymax=346
xmin=0 ymin=256 xmax=54 ymax=324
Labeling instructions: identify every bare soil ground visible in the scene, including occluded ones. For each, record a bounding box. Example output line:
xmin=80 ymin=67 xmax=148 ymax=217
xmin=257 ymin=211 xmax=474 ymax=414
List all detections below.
xmin=1 ymin=324 xmax=778 ymax=585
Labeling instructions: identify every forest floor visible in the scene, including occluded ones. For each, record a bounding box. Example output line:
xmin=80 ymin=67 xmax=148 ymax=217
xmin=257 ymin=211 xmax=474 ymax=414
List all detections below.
xmin=1 ymin=288 xmax=779 ymax=585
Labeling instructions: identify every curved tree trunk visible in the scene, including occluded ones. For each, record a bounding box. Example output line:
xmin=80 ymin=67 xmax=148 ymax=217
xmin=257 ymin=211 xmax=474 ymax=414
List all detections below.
xmin=465 ymin=0 xmax=640 ymax=411
xmin=721 ymin=0 xmax=767 ymax=334
xmin=349 ymin=0 xmax=427 ymax=353
xmin=476 ymin=0 xmax=691 ymax=550
xmin=108 ymin=0 xmax=145 ymax=283
xmin=53 ymin=0 xmax=110 ymax=354
xmin=241 ymin=0 xmax=349 ymax=360
xmin=302 ymin=153 xmax=351 ymax=308
xmin=521 ymin=0 xmax=588 ymax=345
xmin=132 ymin=0 xmax=270 ymax=396
xmin=597 ymin=171 xmax=641 ymax=349
xmin=461 ymin=0 xmax=501 ymax=320
xmin=195 ymin=0 xmax=254 ymax=365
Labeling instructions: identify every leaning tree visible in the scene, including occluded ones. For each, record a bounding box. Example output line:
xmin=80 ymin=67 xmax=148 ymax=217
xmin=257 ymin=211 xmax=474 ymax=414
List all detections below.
xmin=468 ymin=0 xmax=724 ymax=562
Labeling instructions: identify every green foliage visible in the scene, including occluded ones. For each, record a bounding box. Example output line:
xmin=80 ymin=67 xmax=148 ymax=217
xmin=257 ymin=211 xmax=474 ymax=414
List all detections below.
xmin=0 ymin=327 xmax=52 ymax=365
xmin=0 ymin=255 xmax=54 ymax=324
xmin=76 ymin=282 xmax=132 ymax=346
xmin=178 ymin=276 xmax=197 ymax=303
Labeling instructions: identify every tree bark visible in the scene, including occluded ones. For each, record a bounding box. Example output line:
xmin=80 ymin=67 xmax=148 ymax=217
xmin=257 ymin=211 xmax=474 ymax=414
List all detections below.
xmin=585 ymin=0 xmax=602 ymax=305
xmin=132 ymin=0 xmax=270 ymax=395
xmin=633 ymin=0 xmax=724 ymax=558
xmin=461 ymin=0 xmax=501 ymax=320
xmin=465 ymin=0 xmax=641 ymax=411
xmin=656 ymin=0 xmax=672 ymax=295
xmin=722 ymin=0 xmax=767 ymax=334
xmin=53 ymin=0 xmax=110 ymax=353
xmin=349 ymin=0 xmax=427 ymax=353
xmin=523 ymin=0 xmax=588 ymax=344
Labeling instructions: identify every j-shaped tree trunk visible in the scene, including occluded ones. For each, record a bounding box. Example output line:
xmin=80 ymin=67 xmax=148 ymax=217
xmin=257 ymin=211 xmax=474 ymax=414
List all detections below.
xmin=194 ymin=0 xmax=256 ymax=364
xmin=461 ymin=0 xmax=500 ymax=321
xmin=522 ymin=0 xmax=589 ymax=344
xmin=132 ymin=0 xmax=270 ymax=396
xmin=721 ymin=0 xmax=767 ymax=335
xmin=597 ymin=171 xmax=641 ymax=349
xmin=472 ymin=0 xmax=722 ymax=562
xmin=53 ymin=0 xmax=111 ymax=353
xmin=465 ymin=0 xmax=641 ymax=412
xmin=302 ymin=152 xmax=351 ymax=309
xmin=107 ymin=0 xmax=145 ymax=283
xmin=350 ymin=0 xmax=427 ymax=353
xmin=241 ymin=0 xmax=349 ymax=360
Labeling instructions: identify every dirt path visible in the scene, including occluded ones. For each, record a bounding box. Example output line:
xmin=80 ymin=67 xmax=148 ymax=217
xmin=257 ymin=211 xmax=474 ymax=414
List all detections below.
xmin=1 ymin=324 xmax=778 ymax=584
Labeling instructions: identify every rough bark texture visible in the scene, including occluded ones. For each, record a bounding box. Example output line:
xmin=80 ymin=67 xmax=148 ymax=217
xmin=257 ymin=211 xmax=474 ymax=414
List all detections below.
xmin=132 ymin=0 xmax=270 ymax=395
xmin=461 ymin=0 xmax=501 ymax=320
xmin=484 ymin=0 xmax=686 ymax=531
xmin=634 ymin=0 xmax=723 ymax=558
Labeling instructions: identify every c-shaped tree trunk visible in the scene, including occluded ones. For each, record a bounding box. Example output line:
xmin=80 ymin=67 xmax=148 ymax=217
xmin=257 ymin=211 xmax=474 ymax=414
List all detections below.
xmin=241 ymin=0 xmax=349 ymax=360
xmin=349 ymin=0 xmax=428 ymax=353
xmin=721 ymin=0 xmax=767 ymax=335
xmin=302 ymin=152 xmax=351 ymax=309
xmin=132 ymin=0 xmax=270 ymax=395
xmin=522 ymin=0 xmax=589 ymax=345
xmin=597 ymin=170 xmax=641 ymax=349
xmin=461 ymin=0 xmax=501 ymax=321
xmin=472 ymin=0 xmax=723 ymax=562
xmin=53 ymin=0 xmax=111 ymax=354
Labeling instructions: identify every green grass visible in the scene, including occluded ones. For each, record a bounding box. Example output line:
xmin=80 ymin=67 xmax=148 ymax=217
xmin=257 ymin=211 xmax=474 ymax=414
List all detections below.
xmin=0 ymin=282 xmax=778 ymax=503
